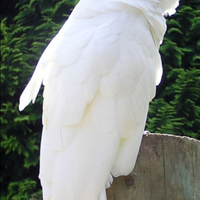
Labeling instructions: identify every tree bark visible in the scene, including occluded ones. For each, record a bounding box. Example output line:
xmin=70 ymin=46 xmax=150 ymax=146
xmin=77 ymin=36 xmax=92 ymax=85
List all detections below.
xmin=107 ymin=134 xmax=200 ymax=200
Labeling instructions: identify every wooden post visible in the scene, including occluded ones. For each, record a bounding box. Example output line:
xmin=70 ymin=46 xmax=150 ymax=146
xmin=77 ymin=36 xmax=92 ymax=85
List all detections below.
xmin=107 ymin=134 xmax=200 ymax=200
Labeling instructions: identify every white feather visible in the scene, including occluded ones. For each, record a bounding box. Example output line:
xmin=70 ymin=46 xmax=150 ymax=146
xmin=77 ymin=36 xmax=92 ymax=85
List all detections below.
xmin=19 ymin=0 xmax=179 ymax=199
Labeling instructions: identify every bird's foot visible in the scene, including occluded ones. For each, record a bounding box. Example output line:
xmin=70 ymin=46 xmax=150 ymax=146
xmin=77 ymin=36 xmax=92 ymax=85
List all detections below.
xmin=143 ymin=130 xmax=151 ymax=136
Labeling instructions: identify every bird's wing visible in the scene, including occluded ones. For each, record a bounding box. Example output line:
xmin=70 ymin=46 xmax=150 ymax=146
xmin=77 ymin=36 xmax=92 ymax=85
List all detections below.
xmin=37 ymin=3 xmax=125 ymax=199
xmin=39 ymin=4 xmax=163 ymax=200
xmin=109 ymin=0 xmax=179 ymax=177
xmin=19 ymin=1 xmax=120 ymax=111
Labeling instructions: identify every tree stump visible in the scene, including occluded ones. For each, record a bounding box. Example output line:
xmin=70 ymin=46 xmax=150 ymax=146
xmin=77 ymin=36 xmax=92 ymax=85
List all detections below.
xmin=107 ymin=134 xmax=200 ymax=200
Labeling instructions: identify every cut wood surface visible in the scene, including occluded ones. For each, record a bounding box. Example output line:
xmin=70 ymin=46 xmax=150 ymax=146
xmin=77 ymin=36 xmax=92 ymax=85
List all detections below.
xmin=107 ymin=134 xmax=200 ymax=200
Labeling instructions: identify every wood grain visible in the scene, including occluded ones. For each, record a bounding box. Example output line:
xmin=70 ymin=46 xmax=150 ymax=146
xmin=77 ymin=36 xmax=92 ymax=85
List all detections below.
xmin=107 ymin=134 xmax=200 ymax=200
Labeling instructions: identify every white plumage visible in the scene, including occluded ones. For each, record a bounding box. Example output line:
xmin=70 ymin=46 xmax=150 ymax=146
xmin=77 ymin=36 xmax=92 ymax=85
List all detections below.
xmin=19 ymin=0 xmax=179 ymax=199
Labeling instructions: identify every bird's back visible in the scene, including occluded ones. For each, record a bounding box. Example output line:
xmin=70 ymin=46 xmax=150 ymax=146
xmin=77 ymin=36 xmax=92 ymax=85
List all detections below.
xmin=19 ymin=0 xmax=179 ymax=199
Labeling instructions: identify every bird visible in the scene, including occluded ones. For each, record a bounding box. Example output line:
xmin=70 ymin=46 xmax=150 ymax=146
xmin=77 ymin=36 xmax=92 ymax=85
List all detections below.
xmin=19 ymin=0 xmax=179 ymax=199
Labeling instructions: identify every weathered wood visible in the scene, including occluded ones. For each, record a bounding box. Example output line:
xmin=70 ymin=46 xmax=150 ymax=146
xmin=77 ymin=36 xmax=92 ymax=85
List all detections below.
xmin=107 ymin=134 xmax=200 ymax=200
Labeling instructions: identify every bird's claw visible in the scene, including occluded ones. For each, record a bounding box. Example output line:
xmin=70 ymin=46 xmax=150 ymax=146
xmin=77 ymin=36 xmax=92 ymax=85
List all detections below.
xmin=143 ymin=130 xmax=150 ymax=136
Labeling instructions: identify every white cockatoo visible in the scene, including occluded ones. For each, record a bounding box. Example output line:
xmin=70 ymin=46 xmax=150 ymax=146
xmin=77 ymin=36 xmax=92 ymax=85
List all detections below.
xmin=19 ymin=0 xmax=179 ymax=199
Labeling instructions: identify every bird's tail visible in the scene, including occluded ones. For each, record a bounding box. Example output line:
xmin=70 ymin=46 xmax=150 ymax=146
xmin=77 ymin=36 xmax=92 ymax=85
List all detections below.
xmin=98 ymin=188 xmax=107 ymax=200
xmin=19 ymin=64 xmax=43 ymax=111
xmin=98 ymin=174 xmax=113 ymax=200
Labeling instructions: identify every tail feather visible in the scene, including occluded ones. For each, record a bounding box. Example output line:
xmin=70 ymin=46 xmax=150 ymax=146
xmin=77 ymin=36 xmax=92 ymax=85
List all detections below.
xmin=19 ymin=63 xmax=44 ymax=111
xmin=98 ymin=188 xmax=107 ymax=200
xmin=19 ymin=78 xmax=42 ymax=111
xmin=105 ymin=174 xmax=113 ymax=189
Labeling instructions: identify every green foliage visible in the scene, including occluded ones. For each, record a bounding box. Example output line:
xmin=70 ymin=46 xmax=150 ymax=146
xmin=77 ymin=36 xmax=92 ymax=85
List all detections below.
xmin=146 ymin=0 xmax=200 ymax=139
xmin=2 ymin=179 xmax=38 ymax=200
xmin=1 ymin=0 xmax=77 ymax=199
xmin=1 ymin=0 xmax=199 ymax=199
